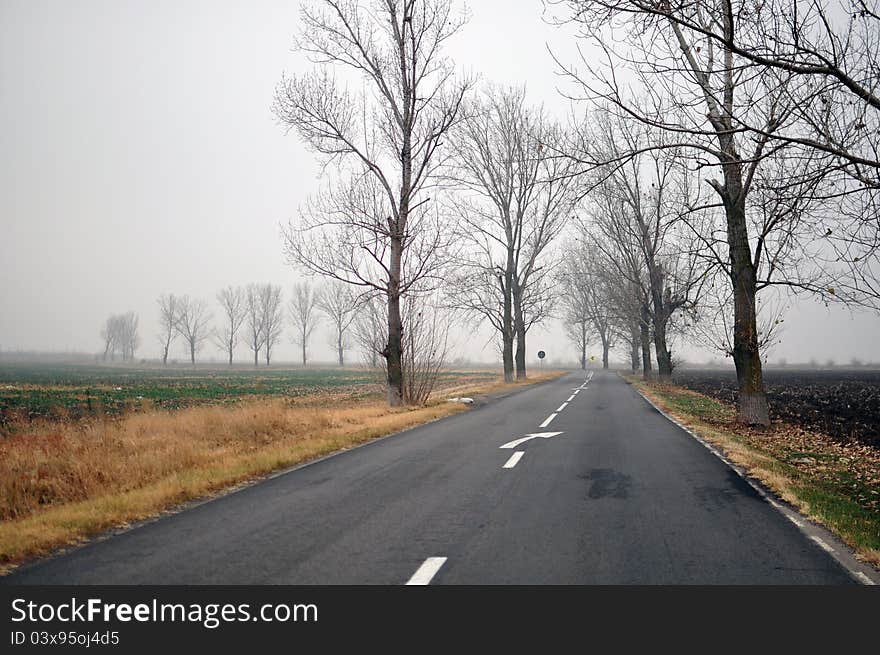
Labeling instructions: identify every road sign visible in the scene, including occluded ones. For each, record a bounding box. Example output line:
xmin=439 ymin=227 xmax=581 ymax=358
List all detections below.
xmin=537 ymin=350 xmax=546 ymax=359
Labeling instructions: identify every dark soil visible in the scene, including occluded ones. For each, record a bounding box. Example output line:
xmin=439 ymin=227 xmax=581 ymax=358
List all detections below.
xmin=673 ymin=368 xmax=880 ymax=448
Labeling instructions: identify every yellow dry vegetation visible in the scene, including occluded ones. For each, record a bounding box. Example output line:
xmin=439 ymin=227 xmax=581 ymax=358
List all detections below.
xmin=0 ymin=370 xmax=564 ymax=573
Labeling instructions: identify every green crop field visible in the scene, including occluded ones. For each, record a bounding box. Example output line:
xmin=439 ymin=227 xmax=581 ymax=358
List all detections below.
xmin=0 ymin=362 xmax=497 ymax=429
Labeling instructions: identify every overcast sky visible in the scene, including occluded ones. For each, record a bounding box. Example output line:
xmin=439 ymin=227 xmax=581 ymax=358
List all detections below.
xmin=1 ymin=0 xmax=878 ymax=367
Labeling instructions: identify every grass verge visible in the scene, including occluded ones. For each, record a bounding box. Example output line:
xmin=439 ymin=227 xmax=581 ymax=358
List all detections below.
xmin=0 ymin=370 xmax=563 ymax=574
xmin=626 ymin=375 xmax=880 ymax=568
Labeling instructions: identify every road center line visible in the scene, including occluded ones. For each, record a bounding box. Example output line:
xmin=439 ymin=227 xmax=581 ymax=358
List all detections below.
xmin=406 ymin=557 xmax=447 ymax=585
xmin=539 ymin=413 xmax=557 ymax=428
xmin=566 ymin=395 xmax=575 ymax=402
xmin=556 ymin=402 xmax=568 ymax=412
xmin=503 ymin=451 xmax=525 ymax=469
xmin=572 ymin=390 xmax=580 ymax=395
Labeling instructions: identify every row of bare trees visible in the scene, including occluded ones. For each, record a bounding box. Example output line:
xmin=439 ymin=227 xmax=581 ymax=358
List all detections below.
xmin=274 ymin=0 xmax=879 ymax=424
xmin=545 ymin=0 xmax=880 ymax=425
xmin=153 ymin=282 xmax=368 ymax=367
xmin=275 ymin=1 xmax=572 ymax=403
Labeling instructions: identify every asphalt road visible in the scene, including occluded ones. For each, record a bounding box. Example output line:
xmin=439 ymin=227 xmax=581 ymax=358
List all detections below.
xmin=3 ymin=371 xmax=856 ymax=584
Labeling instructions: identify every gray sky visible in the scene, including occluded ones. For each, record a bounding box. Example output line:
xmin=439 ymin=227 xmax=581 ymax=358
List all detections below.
xmin=1 ymin=0 xmax=878 ymax=366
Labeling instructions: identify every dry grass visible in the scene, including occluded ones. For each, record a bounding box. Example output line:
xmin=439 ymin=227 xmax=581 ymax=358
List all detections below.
xmin=627 ymin=375 xmax=880 ymax=568
xmin=0 ymin=370 xmax=564 ymax=573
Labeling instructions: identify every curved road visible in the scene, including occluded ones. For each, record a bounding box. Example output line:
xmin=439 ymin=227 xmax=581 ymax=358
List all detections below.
xmin=3 ymin=371 xmax=857 ymax=584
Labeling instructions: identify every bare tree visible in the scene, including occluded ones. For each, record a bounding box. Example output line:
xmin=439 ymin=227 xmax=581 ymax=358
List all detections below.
xmin=558 ymin=259 xmax=592 ymax=369
xmin=174 ymin=296 xmax=212 ymax=365
xmin=215 ymin=286 xmax=246 ymax=365
xmin=244 ymin=284 xmax=266 ymax=367
xmin=100 ymin=315 xmax=117 ymax=361
xmin=261 ymin=284 xmax=284 ymax=367
xmin=318 ymin=281 xmax=358 ymax=366
xmin=583 ymin=114 xmax=706 ymax=380
xmin=157 ymin=294 xmax=178 ymax=366
xmin=274 ymin=0 xmax=470 ymax=406
xmin=447 ymin=85 xmax=578 ymax=380
xmin=289 ymin=281 xmax=320 ymax=367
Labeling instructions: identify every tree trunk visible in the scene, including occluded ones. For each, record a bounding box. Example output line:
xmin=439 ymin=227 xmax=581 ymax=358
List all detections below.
xmin=301 ymin=341 xmax=307 ymax=367
xmin=501 ymin=270 xmax=515 ymax=383
xmin=629 ymin=322 xmax=640 ymax=374
xmin=338 ymin=336 xmax=344 ymax=367
xmin=190 ymin=342 xmax=195 ymax=366
xmin=653 ymin=314 xmax=673 ymax=381
xmin=581 ymin=323 xmax=587 ymax=370
xmin=640 ymin=303 xmax=653 ymax=380
xmin=253 ymin=349 xmax=259 ymax=367
xmin=727 ymin=202 xmax=769 ymax=425
xmin=265 ymin=346 xmax=271 ymax=367
xmin=601 ymin=335 xmax=609 ymax=370
xmin=719 ymin=137 xmax=770 ymax=425
xmin=512 ymin=279 xmax=526 ymax=380
xmin=385 ymin=237 xmax=404 ymax=407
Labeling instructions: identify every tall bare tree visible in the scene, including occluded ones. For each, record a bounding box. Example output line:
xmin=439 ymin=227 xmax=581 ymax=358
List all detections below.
xmin=261 ymin=284 xmax=284 ymax=367
xmin=157 ymin=294 xmax=178 ymax=366
xmin=215 ymin=286 xmax=246 ymax=366
xmin=244 ymin=284 xmax=266 ymax=367
xmin=274 ymin=0 xmax=470 ymax=405
xmin=447 ymin=85 xmax=578 ymax=380
xmin=174 ymin=296 xmax=212 ymax=366
xmin=289 ymin=282 xmax=320 ymax=367
xmin=318 ymin=281 xmax=358 ymax=367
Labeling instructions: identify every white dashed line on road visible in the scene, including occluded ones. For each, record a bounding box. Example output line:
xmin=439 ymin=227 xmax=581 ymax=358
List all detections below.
xmin=406 ymin=557 xmax=447 ymax=585
xmin=503 ymin=451 xmax=525 ymax=469
xmin=539 ymin=413 xmax=557 ymax=428
xmin=566 ymin=395 xmax=575 ymax=402
xmin=810 ymin=536 xmax=835 ymax=554
xmin=556 ymin=402 xmax=568 ymax=412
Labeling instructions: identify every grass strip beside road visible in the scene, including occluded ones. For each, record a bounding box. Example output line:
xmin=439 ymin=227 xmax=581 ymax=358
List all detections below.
xmin=0 ymin=371 xmax=564 ymax=574
xmin=627 ymin=375 xmax=880 ymax=568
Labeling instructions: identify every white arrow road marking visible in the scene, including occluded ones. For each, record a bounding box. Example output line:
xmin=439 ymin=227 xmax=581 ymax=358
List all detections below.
xmin=556 ymin=402 xmax=568 ymax=412
xmin=406 ymin=557 xmax=447 ymax=585
xmin=502 ymin=451 xmax=525 ymax=469
xmin=500 ymin=431 xmax=564 ymax=449
xmin=539 ymin=413 xmax=558 ymax=428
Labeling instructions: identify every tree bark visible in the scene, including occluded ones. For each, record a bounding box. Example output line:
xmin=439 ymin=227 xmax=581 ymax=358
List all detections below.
xmin=629 ymin=321 xmax=640 ymax=374
xmin=501 ymin=268 xmax=515 ymax=383
xmin=581 ymin=323 xmax=588 ymax=370
xmin=385 ymin=236 xmax=404 ymax=406
xmin=640 ymin=303 xmax=653 ymax=380
xmin=726 ymin=195 xmax=770 ymax=425
xmin=601 ymin=335 xmax=609 ymax=369
xmin=512 ymin=278 xmax=527 ymax=380
xmin=653 ymin=313 xmax=673 ymax=381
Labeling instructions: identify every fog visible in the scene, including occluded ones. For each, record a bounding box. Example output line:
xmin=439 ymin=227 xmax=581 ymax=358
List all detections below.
xmin=2 ymin=0 xmax=878 ymax=367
